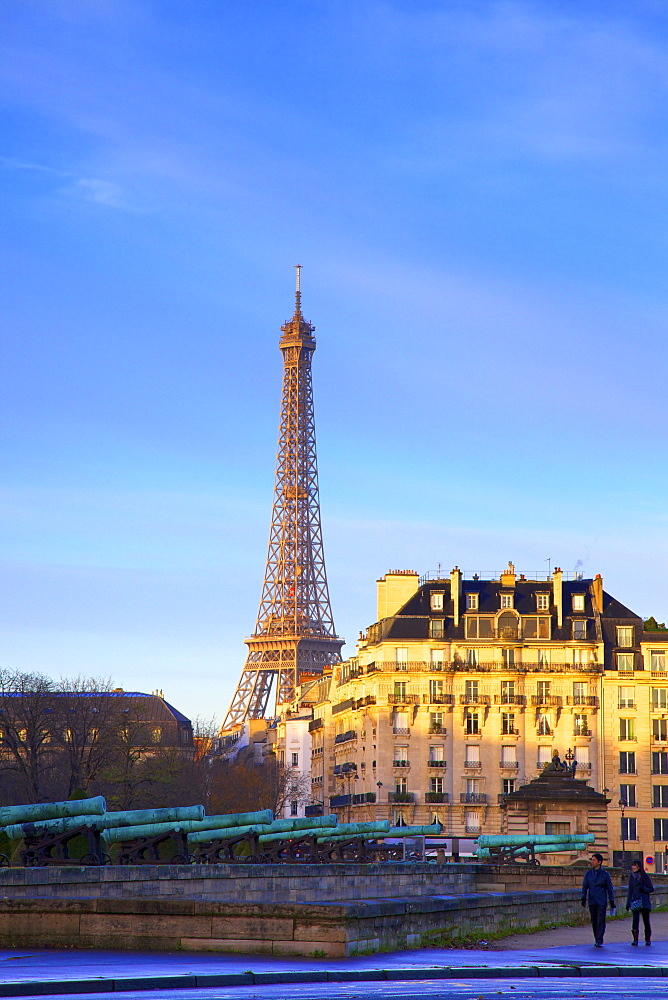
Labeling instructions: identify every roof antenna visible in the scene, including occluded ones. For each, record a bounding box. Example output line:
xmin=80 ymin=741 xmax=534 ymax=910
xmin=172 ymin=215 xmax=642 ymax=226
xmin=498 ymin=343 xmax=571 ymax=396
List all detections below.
xmin=294 ymin=264 xmax=302 ymax=316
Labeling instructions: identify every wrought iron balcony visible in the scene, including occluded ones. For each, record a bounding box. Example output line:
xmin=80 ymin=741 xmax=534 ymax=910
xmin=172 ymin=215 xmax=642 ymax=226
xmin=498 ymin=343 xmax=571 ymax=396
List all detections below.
xmin=459 ymin=694 xmax=491 ymax=705
xmin=460 ymin=792 xmax=488 ymax=804
xmin=393 ymin=759 xmax=410 ymax=767
xmin=329 ymin=794 xmax=351 ymax=807
xmin=423 ymin=693 xmax=455 ymax=705
xmin=334 ymin=730 xmax=357 ymax=744
xmin=388 ymin=791 xmax=415 ymax=803
xmin=352 ymin=792 xmax=376 ymax=805
xmin=464 ymin=760 xmax=482 ymax=768
xmin=574 ymin=727 xmax=593 ymax=737
xmin=566 ymin=695 xmax=599 ymax=706
xmin=499 ymin=759 xmax=519 ymax=768
xmin=393 ymin=727 xmax=411 ymax=735
xmin=494 ymin=695 xmax=526 ymax=705
xmin=531 ymin=695 xmax=562 ymax=706
xmin=388 ymin=694 xmax=421 ymax=705
xmin=425 ymin=792 xmax=449 ymax=803
xmin=308 ymin=718 xmax=324 ymax=732
xmin=427 ymin=759 xmax=447 ymax=767
xmin=429 ymin=725 xmax=446 ymax=735
xmin=465 ymin=825 xmax=482 ymax=834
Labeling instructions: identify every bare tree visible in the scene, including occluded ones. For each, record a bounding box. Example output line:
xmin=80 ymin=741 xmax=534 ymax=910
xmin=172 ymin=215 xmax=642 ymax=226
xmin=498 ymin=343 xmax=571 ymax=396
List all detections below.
xmin=51 ymin=677 xmax=122 ymax=796
xmin=0 ymin=669 xmax=59 ymax=803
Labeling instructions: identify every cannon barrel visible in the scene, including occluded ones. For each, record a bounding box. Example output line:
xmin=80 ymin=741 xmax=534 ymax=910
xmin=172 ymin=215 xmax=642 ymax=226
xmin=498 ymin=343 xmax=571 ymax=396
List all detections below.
xmin=477 ymin=833 xmax=595 ymax=847
xmin=476 ymin=842 xmax=590 ymax=858
xmin=258 ymin=827 xmax=338 ymax=845
xmin=100 ymin=806 xmax=204 ymax=828
xmin=102 ymin=821 xmax=195 ymax=843
xmin=179 ymin=810 xmax=272 ymax=831
xmin=387 ymin=824 xmax=442 ymax=837
xmin=187 ymin=825 xmax=264 ymax=844
xmin=265 ymin=815 xmax=336 ymax=833
xmin=0 ymin=796 xmax=106 ymax=827
xmin=2 ymin=815 xmax=101 ymax=840
xmin=318 ymin=820 xmax=390 ymax=836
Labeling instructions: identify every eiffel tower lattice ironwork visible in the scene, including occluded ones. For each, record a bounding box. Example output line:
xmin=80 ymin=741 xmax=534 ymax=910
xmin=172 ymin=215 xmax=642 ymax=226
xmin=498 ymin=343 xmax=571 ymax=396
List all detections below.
xmin=224 ymin=268 xmax=343 ymax=726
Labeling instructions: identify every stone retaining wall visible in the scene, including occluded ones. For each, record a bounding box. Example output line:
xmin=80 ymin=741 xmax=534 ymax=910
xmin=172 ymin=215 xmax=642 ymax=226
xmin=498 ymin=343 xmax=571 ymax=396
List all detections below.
xmin=1 ymin=885 xmax=666 ymax=957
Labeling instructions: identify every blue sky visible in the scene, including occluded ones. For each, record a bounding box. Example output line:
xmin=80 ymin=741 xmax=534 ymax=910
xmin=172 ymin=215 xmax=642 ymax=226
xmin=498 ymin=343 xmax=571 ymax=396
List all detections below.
xmin=2 ymin=0 xmax=668 ymax=724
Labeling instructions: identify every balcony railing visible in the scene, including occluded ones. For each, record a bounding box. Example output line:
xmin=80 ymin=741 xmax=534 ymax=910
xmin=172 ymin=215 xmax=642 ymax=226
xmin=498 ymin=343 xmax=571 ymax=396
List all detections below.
xmin=423 ymin=694 xmax=455 ymax=705
xmin=333 ymin=762 xmax=357 ymax=775
xmin=531 ymin=695 xmax=562 ymax=706
xmin=334 ymin=730 xmax=357 ymax=744
xmin=428 ymin=759 xmax=447 ymax=767
xmin=494 ymin=695 xmax=526 ymax=705
xmin=465 ymin=825 xmax=482 ymax=834
xmin=388 ymin=694 xmax=421 ymax=705
xmin=566 ymin=695 xmax=599 ymax=706
xmin=393 ymin=759 xmax=410 ymax=767
xmin=425 ymin=792 xmax=449 ymax=803
xmin=574 ymin=727 xmax=593 ymax=736
xmin=429 ymin=725 xmax=446 ymax=735
xmin=393 ymin=727 xmax=410 ymax=736
xmin=459 ymin=695 xmax=491 ymax=705
xmin=330 ymin=794 xmax=351 ymax=807
xmin=502 ymin=727 xmax=519 ymax=736
xmin=460 ymin=793 xmax=488 ymax=804
xmin=575 ymin=761 xmax=592 ymax=770
xmin=311 ymin=747 xmax=324 ymax=757
xmin=308 ymin=718 xmax=324 ymax=733
xmin=352 ymin=792 xmax=376 ymax=805
xmin=464 ymin=760 xmax=482 ymax=768
xmin=499 ymin=759 xmax=519 ymax=768
xmin=388 ymin=792 xmax=414 ymax=803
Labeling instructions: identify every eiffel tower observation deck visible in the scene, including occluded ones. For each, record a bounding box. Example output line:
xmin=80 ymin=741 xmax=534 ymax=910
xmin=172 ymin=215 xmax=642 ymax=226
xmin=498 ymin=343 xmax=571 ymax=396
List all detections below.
xmin=224 ymin=269 xmax=343 ymax=726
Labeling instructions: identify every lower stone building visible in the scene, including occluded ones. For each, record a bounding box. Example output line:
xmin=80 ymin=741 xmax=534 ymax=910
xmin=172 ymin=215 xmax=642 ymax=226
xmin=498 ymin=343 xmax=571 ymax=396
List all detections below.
xmin=304 ymin=565 xmax=668 ymax=869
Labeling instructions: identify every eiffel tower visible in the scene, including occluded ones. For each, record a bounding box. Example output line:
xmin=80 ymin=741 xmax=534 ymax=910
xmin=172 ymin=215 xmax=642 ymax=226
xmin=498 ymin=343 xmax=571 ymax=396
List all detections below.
xmin=224 ymin=268 xmax=343 ymax=726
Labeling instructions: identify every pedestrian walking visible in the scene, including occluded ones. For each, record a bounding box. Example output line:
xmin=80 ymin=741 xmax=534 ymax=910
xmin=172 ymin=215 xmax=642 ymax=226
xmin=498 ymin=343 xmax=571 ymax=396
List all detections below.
xmin=626 ymin=860 xmax=654 ymax=946
xmin=580 ymin=852 xmax=616 ymax=947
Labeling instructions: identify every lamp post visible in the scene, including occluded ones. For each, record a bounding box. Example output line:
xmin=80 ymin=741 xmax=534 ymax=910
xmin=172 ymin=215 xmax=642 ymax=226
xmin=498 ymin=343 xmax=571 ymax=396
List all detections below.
xmin=619 ymin=798 xmax=626 ymax=865
xmin=565 ymin=747 xmax=575 ymax=775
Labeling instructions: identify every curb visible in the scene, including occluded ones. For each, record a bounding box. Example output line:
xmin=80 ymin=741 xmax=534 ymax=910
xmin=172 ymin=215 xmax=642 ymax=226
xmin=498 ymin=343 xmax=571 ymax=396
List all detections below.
xmin=2 ymin=965 xmax=668 ymax=995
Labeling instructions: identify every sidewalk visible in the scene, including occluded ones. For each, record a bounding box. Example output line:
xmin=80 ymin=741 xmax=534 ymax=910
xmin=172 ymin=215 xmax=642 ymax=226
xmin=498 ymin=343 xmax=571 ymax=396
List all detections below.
xmin=0 ymin=913 xmax=667 ymax=996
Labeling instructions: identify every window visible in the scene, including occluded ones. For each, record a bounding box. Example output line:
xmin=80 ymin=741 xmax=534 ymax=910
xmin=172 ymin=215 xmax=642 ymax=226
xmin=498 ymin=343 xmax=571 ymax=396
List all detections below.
xmin=501 ymin=679 xmax=515 ymax=700
xmin=538 ymin=648 xmax=550 ymax=666
xmin=502 ymin=713 xmax=516 ymax=735
xmin=430 ymin=592 xmax=444 ymax=611
xmin=655 ymin=818 xmax=668 ymax=841
xmin=502 ymin=648 xmax=515 ymax=667
xmin=502 ymin=745 xmax=516 ymax=764
xmin=466 ymin=648 xmax=478 ymax=667
xmin=545 ymin=822 xmax=570 ymax=836
xmin=290 ymin=800 xmax=298 ymax=816
xmin=465 ymin=679 xmax=479 ymax=701
xmin=465 ymin=744 xmax=480 ymax=765
xmin=466 ymin=778 xmax=480 ymax=796
xmin=574 ymin=714 xmax=589 ymax=736
xmin=537 ymin=680 xmax=550 ymax=700
xmin=617 ymin=626 xmax=634 ymax=647
xmin=291 ymin=752 xmax=299 ymax=768
xmin=464 ymin=809 xmax=480 ymax=832
xmin=572 ymin=594 xmax=585 ymax=612
xmin=429 ymin=744 xmax=444 ymax=761
xmin=500 ymin=593 xmax=514 ymax=609
xmin=572 ymin=620 xmax=587 ymax=640
xmin=653 ymin=785 xmax=668 ymax=807
xmin=572 ymin=647 xmax=589 ymax=664
xmin=620 ymin=784 xmax=636 ymax=807
xmin=395 ymin=776 xmax=408 ymax=794
xmin=395 ymin=647 xmax=408 ymax=666
xmin=430 ymin=712 xmax=444 ymax=733
xmin=465 ymin=711 xmax=479 ymax=735
xmin=502 ymin=778 xmax=516 ymax=795
xmin=393 ymin=812 xmax=406 ymax=827
xmin=619 ymin=718 xmax=635 ymax=741
xmin=618 ymin=686 xmax=635 ymax=709
xmin=574 ymin=745 xmax=589 ymax=767
xmin=429 ymin=679 xmax=444 ymax=702
xmin=620 ymin=751 xmax=637 ymax=774
xmin=536 ymin=593 xmax=550 ymax=611
xmin=653 ymin=719 xmax=668 ymax=742
xmin=523 ymin=617 xmax=550 ymax=639
xmin=394 ymin=745 xmax=408 ymax=764
xmin=651 ymin=650 xmax=666 ymax=671
xmin=653 ymin=752 xmax=668 ymax=774
xmin=652 ymin=688 xmax=667 ymax=709
xmin=466 ymin=616 xmax=494 ymax=638
xmin=572 ymin=681 xmax=587 ymax=703
xmin=394 ymin=681 xmax=407 ymax=700
xmin=538 ymin=746 xmax=553 ymax=765
xmin=430 ymin=648 xmax=445 ymax=668
xmin=617 ymin=653 xmax=634 ymax=673
xmin=429 ymin=776 xmax=443 ymax=794
xmin=466 ymin=593 xmax=479 ymax=610
xmin=151 ymin=728 xmax=161 ymax=744
xmin=429 ymin=619 xmax=445 ymax=639
xmin=537 ymin=713 xmax=551 ymax=736
xmin=621 ymin=817 xmax=637 ymax=841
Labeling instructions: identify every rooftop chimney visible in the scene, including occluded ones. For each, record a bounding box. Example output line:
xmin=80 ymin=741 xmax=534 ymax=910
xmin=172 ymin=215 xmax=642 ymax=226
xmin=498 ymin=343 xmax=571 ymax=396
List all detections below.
xmin=500 ymin=561 xmax=516 ymax=588
xmin=591 ymin=574 xmax=603 ymax=614
xmin=376 ymin=570 xmax=420 ymax=621
xmin=552 ymin=567 xmax=563 ymax=628
xmin=450 ymin=566 xmax=462 ymax=626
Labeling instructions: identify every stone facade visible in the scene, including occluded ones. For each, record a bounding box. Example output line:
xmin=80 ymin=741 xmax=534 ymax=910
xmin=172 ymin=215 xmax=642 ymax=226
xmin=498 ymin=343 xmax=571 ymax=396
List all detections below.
xmin=300 ymin=567 xmax=668 ymax=870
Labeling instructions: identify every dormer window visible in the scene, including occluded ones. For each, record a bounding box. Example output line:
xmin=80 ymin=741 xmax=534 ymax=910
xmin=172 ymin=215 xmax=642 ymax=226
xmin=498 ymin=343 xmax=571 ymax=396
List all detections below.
xmin=572 ymin=594 xmax=585 ymax=612
xmin=430 ymin=592 xmax=444 ymax=611
xmin=500 ymin=593 xmax=514 ymax=609
xmin=536 ymin=593 xmax=549 ymax=611
xmin=617 ymin=626 xmax=634 ymax=647
xmin=466 ymin=593 xmax=479 ymax=611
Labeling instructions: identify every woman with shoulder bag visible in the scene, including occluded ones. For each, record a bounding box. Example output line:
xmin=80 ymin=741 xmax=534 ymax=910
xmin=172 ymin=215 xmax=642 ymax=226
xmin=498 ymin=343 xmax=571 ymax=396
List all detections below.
xmin=626 ymin=860 xmax=654 ymax=945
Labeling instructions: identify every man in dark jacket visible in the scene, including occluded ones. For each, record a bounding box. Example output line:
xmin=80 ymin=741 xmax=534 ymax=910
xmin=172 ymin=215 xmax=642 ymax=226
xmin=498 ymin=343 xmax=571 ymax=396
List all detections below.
xmin=581 ymin=853 xmax=616 ymax=946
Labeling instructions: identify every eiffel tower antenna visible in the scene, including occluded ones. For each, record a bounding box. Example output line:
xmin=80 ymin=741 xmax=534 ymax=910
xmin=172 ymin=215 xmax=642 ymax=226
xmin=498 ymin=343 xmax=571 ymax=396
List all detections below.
xmin=223 ymin=268 xmax=343 ymax=726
